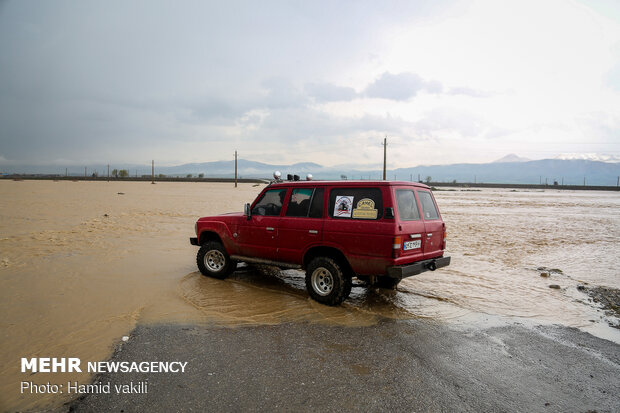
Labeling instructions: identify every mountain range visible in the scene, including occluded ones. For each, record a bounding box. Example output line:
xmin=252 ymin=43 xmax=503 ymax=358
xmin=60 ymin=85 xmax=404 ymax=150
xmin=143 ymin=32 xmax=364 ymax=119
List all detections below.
xmin=2 ymin=155 xmax=619 ymax=186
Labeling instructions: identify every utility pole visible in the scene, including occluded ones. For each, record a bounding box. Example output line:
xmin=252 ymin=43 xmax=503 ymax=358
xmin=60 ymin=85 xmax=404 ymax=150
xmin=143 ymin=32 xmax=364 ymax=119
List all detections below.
xmin=382 ymin=136 xmax=387 ymax=181
xmin=84 ymin=167 xmax=87 ymax=177
xmin=107 ymin=164 xmax=110 ymax=182
xmin=583 ymin=176 xmax=586 ymax=186
xmin=234 ymin=150 xmax=238 ymax=188
xmin=65 ymin=168 xmax=68 ymax=177
xmin=617 ymin=176 xmax=619 ymax=187
xmin=151 ymin=160 xmax=155 ymax=184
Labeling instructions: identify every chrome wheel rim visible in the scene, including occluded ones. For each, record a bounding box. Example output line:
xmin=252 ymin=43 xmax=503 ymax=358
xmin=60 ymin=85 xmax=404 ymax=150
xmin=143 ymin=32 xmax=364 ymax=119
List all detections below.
xmin=311 ymin=267 xmax=334 ymax=296
xmin=204 ymin=250 xmax=226 ymax=272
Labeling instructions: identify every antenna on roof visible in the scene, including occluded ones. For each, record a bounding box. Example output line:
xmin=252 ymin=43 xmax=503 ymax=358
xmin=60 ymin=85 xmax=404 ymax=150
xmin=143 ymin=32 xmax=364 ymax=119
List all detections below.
xmin=383 ymin=136 xmax=387 ymax=181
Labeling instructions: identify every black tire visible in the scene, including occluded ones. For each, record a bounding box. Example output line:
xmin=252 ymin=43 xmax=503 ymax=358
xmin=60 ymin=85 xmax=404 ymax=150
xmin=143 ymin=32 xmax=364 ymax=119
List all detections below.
xmin=305 ymin=257 xmax=352 ymax=306
xmin=196 ymin=241 xmax=237 ymax=279
xmin=374 ymin=277 xmax=400 ymax=289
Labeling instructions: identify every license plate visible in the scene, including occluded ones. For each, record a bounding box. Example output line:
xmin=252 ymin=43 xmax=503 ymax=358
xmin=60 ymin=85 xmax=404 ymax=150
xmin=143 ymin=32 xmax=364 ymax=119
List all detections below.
xmin=403 ymin=240 xmax=421 ymax=250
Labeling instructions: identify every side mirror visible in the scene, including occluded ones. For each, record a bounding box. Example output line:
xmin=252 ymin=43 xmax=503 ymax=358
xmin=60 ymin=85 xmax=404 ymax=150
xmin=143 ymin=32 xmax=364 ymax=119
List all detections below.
xmin=244 ymin=203 xmax=252 ymax=220
xmin=384 ymin=207 xmax=395 ymax=219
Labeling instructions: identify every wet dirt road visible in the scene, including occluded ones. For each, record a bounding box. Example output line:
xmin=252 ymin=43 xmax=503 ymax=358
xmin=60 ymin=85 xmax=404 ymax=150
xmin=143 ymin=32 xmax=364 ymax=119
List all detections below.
xmin=71 ymin=320 xmax=620 ymax=413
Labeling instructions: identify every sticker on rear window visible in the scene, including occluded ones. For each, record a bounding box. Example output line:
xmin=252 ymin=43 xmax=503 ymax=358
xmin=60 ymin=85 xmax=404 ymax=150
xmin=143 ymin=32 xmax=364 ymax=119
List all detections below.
xmin=334 ymin=196 xmax=353 ymax=217
xmin=352 ymin=198 xmax=378 ymax=219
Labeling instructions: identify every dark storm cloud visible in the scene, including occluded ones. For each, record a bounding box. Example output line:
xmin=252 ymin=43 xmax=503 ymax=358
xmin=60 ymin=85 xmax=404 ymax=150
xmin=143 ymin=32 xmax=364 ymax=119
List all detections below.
xmin=0 ymin=0 xmax=459 ymax=165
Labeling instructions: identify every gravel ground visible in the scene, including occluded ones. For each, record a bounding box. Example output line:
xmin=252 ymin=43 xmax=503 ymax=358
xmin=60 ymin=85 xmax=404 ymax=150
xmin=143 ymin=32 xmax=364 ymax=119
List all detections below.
xmin=585 ymin=287 xmax=620 ymax=328
xmin=68 ymin=319 xmax=620 ymax=413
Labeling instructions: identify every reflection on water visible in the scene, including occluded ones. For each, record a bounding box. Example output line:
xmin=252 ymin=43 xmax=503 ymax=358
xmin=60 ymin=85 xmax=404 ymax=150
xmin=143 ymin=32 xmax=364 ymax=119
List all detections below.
xmin=178 ymin=265 xmax=416 ymax=327
xmin=1 ymin=181 xmax=619 ymax=411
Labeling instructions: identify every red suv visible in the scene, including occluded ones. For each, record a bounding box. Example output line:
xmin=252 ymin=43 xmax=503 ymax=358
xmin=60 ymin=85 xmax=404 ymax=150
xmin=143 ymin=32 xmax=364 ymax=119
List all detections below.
xmin=190 ymin=178 xmax=450 ymax=305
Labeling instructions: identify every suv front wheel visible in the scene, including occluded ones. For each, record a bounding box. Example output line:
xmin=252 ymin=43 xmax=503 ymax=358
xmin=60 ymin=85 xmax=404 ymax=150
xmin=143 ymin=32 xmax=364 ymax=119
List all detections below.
xmin=197 ymin=241 xmax=237 ymax=279
xmin=305 ymin=257 xmax=352 ymax=306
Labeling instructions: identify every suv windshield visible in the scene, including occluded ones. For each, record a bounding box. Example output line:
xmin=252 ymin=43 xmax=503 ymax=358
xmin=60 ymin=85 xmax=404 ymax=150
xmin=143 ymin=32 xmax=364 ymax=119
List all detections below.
xmin=395 ymin=189 xmax=420 ymax=221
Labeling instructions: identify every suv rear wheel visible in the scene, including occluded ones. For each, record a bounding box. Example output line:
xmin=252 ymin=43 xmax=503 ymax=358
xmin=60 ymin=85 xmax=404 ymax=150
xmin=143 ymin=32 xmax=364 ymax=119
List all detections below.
xmin=197 ymin=241 xmax=237 ymax=279
xmin=305 ymin=257 xmax=352 ymax=305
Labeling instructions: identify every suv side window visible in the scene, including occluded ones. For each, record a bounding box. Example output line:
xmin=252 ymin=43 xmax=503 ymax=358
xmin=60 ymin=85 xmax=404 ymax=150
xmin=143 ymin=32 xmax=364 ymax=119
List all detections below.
xmin=396 ymin=189 xmax=420 ymax=221
xmin=309 ymin=188 xmax=324 ymax=218
xmin=286 ymin=188 xmax=314 ymax=217
xmin=418 ymin=190 xmax=439 ymax=220
xmin=328 ymin=188 xmax=383 ymax=220
xmin=252 ymin=189 xmax=287 ymax=216
xmin=285 ymin=188 xmax=324 ymax=218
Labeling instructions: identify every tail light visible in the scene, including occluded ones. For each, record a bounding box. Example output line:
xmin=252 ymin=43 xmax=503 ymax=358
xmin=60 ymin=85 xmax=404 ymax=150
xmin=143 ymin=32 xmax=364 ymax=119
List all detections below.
xmin=392 ymin=236 xmax=402 ymax=258
xmin=442 ymin=224 xmax=447 ymax=249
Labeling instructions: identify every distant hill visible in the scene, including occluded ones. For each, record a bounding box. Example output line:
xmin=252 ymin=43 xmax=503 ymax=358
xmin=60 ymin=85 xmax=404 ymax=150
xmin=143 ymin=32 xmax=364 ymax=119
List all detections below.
xmin=2 ymin=157 xmax=619 ymax=186
xmin=162 ymin=158 xmax=619 ymax=186
xmin=493 ymin=154 xmax=531 ymax=163
xmin=391 ymin=159 xmax=620 ymax=186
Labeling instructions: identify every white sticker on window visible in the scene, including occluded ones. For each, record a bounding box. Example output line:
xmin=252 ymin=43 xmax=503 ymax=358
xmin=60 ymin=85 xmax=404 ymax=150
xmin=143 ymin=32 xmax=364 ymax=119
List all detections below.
xmin=334 ymin=196 xmax=353 ymax=217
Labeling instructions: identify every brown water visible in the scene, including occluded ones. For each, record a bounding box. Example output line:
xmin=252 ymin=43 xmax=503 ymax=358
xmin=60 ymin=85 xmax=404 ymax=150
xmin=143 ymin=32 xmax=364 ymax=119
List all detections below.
xmin=0 ymin=181 xmax=618 ymax=411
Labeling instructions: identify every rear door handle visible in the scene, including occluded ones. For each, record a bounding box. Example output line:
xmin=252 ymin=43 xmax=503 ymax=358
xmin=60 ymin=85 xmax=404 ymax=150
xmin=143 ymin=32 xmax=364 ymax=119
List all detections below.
xmin=309 ymin=230 xmax=318 ymax=234
xmin=427 ymin=233 xmax=433 ymax=237
xmin=266 ymin=227 xmax=275 ymax=231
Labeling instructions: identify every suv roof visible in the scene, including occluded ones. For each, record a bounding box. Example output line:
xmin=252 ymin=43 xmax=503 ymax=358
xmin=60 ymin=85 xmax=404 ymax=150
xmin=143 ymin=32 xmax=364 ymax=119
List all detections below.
xmin=267 ymin=180 xmax=431 ymax=189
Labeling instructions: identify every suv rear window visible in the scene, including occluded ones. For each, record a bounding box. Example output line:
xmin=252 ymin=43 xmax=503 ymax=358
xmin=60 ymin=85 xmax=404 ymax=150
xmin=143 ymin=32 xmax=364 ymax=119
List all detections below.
xmin=328 ymin=188 xmax=383 ymax=220
xmin=395 ymin=189 xmax=420 ymax=221
xmin=418 ymin=190 xmax=439 ymax=220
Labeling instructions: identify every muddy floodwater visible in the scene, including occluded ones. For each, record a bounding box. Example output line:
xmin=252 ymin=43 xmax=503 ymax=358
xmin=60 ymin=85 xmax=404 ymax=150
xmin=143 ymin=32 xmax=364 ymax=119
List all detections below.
xmin=1 ymin=180 xmax=619 ymax=411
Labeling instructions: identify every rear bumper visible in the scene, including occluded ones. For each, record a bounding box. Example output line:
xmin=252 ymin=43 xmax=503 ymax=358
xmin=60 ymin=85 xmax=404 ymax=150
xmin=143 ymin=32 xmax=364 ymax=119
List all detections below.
xmin=386 ymin=256 xmax=450 ymax=280
xmin=190 ymin=237 xmax=199 ymax=246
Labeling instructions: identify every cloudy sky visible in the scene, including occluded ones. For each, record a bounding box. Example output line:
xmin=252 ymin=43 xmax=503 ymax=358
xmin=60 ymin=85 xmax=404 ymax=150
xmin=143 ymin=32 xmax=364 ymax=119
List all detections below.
xmin=1 ymin=0 xmax=619 ymax=169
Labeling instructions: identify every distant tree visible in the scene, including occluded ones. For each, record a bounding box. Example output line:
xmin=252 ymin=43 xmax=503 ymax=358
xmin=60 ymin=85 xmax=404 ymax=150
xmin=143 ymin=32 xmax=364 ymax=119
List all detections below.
xmin=112 ymin=169 xmax=118 ymax=178
xmin=158 ymin=174 xmax=166 ymax=178
xmin=425 ymin=176 xmax=432 ymax=184
xmin=452 ymin=179 xmax=457 ymax=184
xmin=198 ymin=173 xmax=204 ymax=178
xmin=340 ymin=174 xmax=347 ymax=180
xmin=186 ymin=174 xmax=193 ymax=178
xmin=119 ymin=169 xmax=129 ymax=178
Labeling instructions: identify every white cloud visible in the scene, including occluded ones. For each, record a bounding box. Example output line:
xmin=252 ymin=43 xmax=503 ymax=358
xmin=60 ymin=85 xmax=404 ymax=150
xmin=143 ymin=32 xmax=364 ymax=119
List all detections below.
xmin=364 ymin=72 xmax=442 ymax=100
